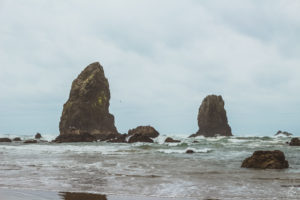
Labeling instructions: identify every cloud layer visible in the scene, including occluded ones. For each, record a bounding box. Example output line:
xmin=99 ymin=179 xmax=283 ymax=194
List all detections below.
xmin=0 ymin=0 xmax=300 ymax=136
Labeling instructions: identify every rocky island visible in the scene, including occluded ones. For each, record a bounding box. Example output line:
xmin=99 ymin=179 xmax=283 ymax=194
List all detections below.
xmin=55 ymin=62 xmax=119 ymax=143
xmin=190 ymin=95 xmax=232 ymax=137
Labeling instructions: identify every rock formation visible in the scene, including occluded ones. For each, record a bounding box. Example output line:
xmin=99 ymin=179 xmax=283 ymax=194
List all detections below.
xmin=190 ymin=95 xmax=232 ymax=137
xmin=56 ymin=62 xmax=119 ymax=142
xmin=165 ymin=137 xmax=180 ymax=143
xmin=13 ymin=137 xmax=22 ymax=142
xmin=241 ymin=150 xmax=289 ymax=169
xmin=24 ymin=139 xmax=38 ymax=144
xmin=275 ymin=130 xmax=293 ymax=137
xmin=127 ymin=126 xmax=159 ymax=143
xmin=186 ymin=149 xmax=195 ymax=154
xmin=289 ymin=138 xmax=300 ymax=146
xmin=0 ymin=138 xmax=12 ymax=142
xmin=35 ymin=133 xmax=42 ymax=139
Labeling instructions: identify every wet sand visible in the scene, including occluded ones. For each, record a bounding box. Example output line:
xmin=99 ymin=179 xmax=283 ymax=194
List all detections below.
xmin=0 ymin=188 xmax=198 ymax=200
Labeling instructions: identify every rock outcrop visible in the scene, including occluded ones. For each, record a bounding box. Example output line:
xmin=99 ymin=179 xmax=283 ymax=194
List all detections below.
xmin=127 ymin=126 xmax=159 ymax=143
xmin=190 ymin=95 xmax=232 ymax=137
xmin=24 ymin=139 xmax=38 ymax=144
xmin=186 ymin=149 xmax=195 ymax=154
xmin=165 ymin=137 xmax=180 ymax=143
xmin=35 ymin=133 xmax=42 ymax=139
xmin=56 ymin=62 xmax=119 ymax=142
xmin=0 ymin=138 xmax=12 ymax=142
xmin=289 ymin=138 xmax=300 ymax=146
xmin=13 ymin=137 xmax=22 ymax=141
xmin=275 ymin=130 xmax=293 ymax=137
xmin=241 ymin=150 xmax=289 ymax=169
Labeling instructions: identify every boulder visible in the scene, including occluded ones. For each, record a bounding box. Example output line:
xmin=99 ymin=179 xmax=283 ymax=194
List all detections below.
xmin=35 ymin=133 xmax=42 ymax=139
xmin=54 ymin=133 xmax=96 ymax=143
xmin=186 ymin=149 xmax=195 ymax=154
xmin=241 ymin=150 xmax=289 ymax=169
xmin=56 ymin=62 xmax=119 ymax=142
xmin=13 ymin=137 xmax=22 ymax=141
xmin=128 ymin=126 xmax=159 ymax=138
xmin=165 ymin=137 xmax=180 ymax=143
xmin=289 ymin=138 xmax=300 ymax=146
xmin=128 ymin=133 xmax=154 ymax=143
xmin=275 ymin=130 xmax=293 ymax=137
xmin=0 ymin=138 xmax=12 ymax=142
xmin=190 ymin=95 xmax=232 ymax=137
xmin=24 ymin=139 xmax=38 ymax=144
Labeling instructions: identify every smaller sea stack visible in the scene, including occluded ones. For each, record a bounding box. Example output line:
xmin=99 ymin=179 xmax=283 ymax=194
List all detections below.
xmin=190 ymin=95 xmax=232 ymax=137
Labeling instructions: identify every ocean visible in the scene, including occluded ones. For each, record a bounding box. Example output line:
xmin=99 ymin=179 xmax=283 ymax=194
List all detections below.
xmin=0 ymin=135 xmax=299 ymax=199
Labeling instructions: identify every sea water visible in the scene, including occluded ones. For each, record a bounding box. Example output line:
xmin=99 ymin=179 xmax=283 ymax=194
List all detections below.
xmin=0 ymin=135 xmax=299 ymax=199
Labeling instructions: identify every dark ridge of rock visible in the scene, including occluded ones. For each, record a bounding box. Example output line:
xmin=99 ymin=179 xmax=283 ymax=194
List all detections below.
xmin=57 ymin=62 xmax=119 ymax=142
xmin=13 ymin=137 xmax=22 ymax=141
xmin=54 ymin=133 xmax=96 ymax=143
xmin=59 ymin=192 xmax=107 ymax=200
xmin=24 ymin=139 xmax=38 ymax=144
xmin=0 ymin=138 xmax=12 ymax=142
xmin=275 ymin=130 xmax=293 ymax=137
xmin=190 ymin=95 xmax=232 ymax=137
xmin=165 ymin=137 xmax=180 ymax=143
xmin=35 ymin=133 xmax=42 ymax=139
xmin=241 ymin=150 xmax=289 ymax=169
xmin=128 ymin=126 xmax=159 ymax=138
xmin=107 ymin=134 xmax=127 ymax=143
xmin=289 ymin=138 xmax=300 ymax=146
xmin=186 ymin=149 xmax=195 ymax=154
xmin=128 ymin=133 xmax=154 ymax=143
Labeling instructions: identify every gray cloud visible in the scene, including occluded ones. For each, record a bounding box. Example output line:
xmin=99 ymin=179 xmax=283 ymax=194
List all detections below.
xmin=0 ymin=0 xmax=299 ymax=136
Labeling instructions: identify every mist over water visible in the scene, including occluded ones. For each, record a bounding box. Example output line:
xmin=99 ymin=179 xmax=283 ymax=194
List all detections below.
xmin=0 ymin=135 xmax=299 ymax=199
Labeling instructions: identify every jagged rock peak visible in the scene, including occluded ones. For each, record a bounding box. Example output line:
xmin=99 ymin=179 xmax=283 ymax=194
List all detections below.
xmin=58 ymin=62 xmax=118 ymax=142
xmin=190 ymin=95 xmax=232 ymax=137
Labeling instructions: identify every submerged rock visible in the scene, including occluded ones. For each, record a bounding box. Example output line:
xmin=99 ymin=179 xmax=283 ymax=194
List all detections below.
xmin=289 ymin=138 xmax=300 ymax=146
xmin=13 ymin=137 xmax=22 ymax=141
xmin=56 ymin=62 xmax=119 ymax=142
xmin=241 ymin=150 xmax=289 ymax=169
xmin=190 ymin=95 xmax=232 ymax=137
xmin=35 ymin=133 xmax=42 ymax=139
xmin=0 ymin=138 xmax=12 ymax=142
xmin=275 ymin=130 xmax=293 ymax=137
xmin=186 ymin=149 xmax=195 ymax=154
xmin=24 ymin=139 xmax=38 ymax=144
xmin=165 ymin=137 xmax=180 ymax=143
xmin=107 ymin=134 xmax=127 ymax=143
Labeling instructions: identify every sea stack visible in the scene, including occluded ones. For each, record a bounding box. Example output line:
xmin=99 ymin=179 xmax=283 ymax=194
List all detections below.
xmin=190 ymin=95 xmax=232 ymax=137
xmin=56 ymin=62 xmax=118 ymax=142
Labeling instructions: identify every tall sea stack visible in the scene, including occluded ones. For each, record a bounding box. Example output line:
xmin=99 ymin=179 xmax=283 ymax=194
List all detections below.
xmin=190 ymin=95 xmax=232 ymax=137
xmin=56 ymin=62 xmax=118 ymax=142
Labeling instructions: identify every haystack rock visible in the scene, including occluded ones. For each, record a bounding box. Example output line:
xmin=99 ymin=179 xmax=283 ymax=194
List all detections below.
xmin=241 ymin=150 xmax=289 ymax=169
xmin=55 ymin=62 xmax=119 ymax=142
xmin=190 ymin=95 xmax=232 ymax=137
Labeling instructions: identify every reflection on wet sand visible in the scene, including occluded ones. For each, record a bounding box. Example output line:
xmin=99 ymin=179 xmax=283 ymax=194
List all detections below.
xmin=59 ymin=192 xmax=107 ymax=200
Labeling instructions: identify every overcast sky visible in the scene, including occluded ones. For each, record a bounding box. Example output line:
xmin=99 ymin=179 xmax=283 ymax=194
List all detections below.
xmin=0 ymin=0 xmax=299 ymax=136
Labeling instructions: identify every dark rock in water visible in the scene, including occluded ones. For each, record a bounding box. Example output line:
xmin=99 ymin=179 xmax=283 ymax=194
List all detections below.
xmin=289 ymin=138 xmax=300 ymax=146
xmin=0 ymin=138 xmax=12 ymax=142
xmin=24 ymin=139 xmax=38 ymax=144
xmin=190 ymin=95 xmax=232 ymax=137
xmin=107 ymin=134 xmax=127 ymax=143
xmin=128 ymin=133 xmax=154 ymax=143
xmin=56 ymin=62 xmax=119 ymax=142
xmin=186 ymin=149 xmax=195 ymax=154
xmin=35 ymin=133 xmax=42 ymax=139
xmin=54 ymin=133 xmax=96 ymax=143
xmin=13 ymin=137 xmax=22 ymax=141
xmin=165 ymin=137 xmax=180 ymax=143
xmin=59 ymin=192 xmax=107 ymax=200
xmin=241 ymin=150 xmax=289 ymax=169
xmin=275 ymin=130 xmax=293 ymax=137
xmin=128 ymin=126 xmax=159 ymax=138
